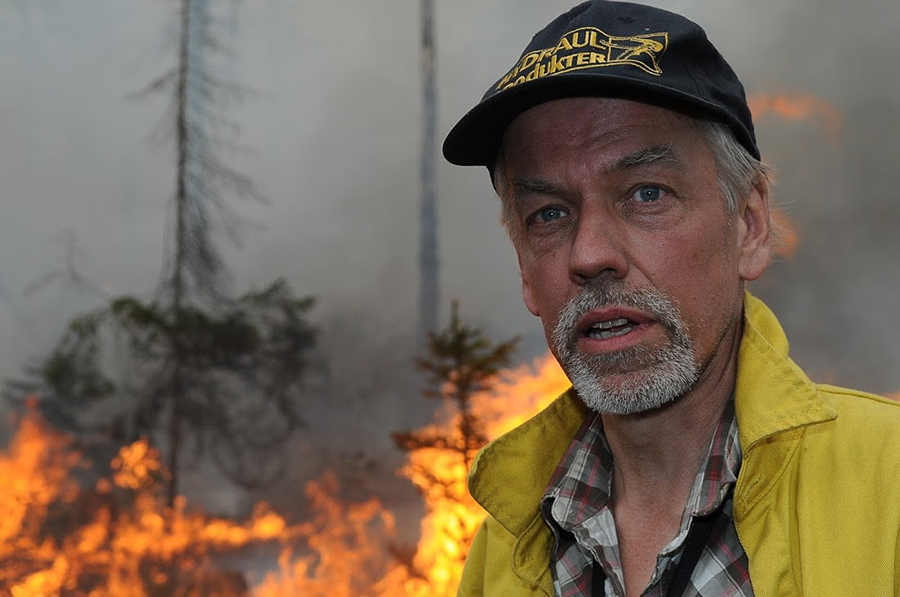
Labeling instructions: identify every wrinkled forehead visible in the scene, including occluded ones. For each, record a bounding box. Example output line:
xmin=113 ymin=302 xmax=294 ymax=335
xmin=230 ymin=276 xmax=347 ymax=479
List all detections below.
xmin=494 ymin=97 xmax=705 ymax=181
xmin=506 ymin=96 xmax=696 ymax=140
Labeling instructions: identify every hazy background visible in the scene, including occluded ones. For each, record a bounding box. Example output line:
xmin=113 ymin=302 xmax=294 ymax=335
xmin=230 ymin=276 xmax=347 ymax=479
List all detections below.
xmin=1 ymin=0 xmax=899 ymax=525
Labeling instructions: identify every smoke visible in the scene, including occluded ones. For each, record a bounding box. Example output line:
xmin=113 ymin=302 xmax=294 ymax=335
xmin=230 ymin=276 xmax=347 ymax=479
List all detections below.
xmin=0 ymin=0 xmax=898 ymax=535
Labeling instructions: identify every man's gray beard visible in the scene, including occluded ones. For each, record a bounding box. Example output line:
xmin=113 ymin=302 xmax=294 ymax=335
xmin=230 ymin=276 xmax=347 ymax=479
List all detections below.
xmin=551 ymin=282 xmax=699 ymax=415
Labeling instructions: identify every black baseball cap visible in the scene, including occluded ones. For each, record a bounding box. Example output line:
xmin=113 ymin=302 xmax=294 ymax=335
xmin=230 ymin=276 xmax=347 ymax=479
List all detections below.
xmin=443 ymin=0 xmax=759 ymax=168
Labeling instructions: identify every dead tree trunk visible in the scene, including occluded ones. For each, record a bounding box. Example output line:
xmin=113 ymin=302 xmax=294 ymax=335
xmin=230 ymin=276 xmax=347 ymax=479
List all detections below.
xmin=418 ymin=0 xmax=439 ymax=342
xmin=167 ymin=0 xmax=194 ymax=508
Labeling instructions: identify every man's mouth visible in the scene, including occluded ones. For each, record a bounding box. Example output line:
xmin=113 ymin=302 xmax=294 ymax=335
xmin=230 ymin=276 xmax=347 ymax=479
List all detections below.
xmin=584 ymin=318 xmax=638 ymax=340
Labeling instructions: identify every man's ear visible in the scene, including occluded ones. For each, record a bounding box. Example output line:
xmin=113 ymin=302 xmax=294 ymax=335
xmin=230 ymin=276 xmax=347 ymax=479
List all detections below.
xmin=737 ymin=176 xmax=773 ymax=282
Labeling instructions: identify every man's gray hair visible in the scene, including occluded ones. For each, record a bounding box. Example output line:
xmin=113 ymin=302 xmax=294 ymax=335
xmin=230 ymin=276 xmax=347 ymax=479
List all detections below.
xmin=695 ymin=120 xmax=773 ymax=213
xmin=493 ymin=119 xmax=774 ymax=240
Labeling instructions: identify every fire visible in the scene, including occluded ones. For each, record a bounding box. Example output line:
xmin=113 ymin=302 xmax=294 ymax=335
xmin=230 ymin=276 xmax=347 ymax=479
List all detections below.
xmin=0 ymin=409 xmax=79 ymax=596
xmin=254 ymin=472 xmax=397 ymax=597
xmin=0 ymin=355 xmax=571 ymax=595
xmin=384 ymin=354 xmax=570 ymax=596
xmin=7 ymin=352 xmax=892 ymax=595
xmin=748 ymin=94 xmax=842 ymax=141
xmin=745 ymin=93 xmax=846 ymax=261
xmin=0 ymin=403 xmax=388 ymax=596
xmin=256 ymin=353 xmax=570 ymax=596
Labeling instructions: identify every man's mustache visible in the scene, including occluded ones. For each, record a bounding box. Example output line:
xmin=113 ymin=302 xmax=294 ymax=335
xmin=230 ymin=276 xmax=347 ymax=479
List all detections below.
xmin=552 ymin=280 xmax=684 ymax=349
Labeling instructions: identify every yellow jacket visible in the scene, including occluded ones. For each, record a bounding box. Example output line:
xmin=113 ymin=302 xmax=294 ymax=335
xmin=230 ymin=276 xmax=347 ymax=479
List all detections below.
xmin=459 ymin=294 xmax=900 ymax=596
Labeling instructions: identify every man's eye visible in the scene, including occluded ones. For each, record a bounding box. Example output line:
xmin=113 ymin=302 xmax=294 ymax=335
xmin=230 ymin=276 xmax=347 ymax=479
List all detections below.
xmin=533 ymin=206 xmax=568 ymax=223
xmin=632 ymin=185 xmax=665 ymax=202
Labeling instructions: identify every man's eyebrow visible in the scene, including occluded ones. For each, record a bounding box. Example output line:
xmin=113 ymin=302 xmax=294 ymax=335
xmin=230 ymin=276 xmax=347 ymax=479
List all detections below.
xmin=610 ymin=145 xmax=683 ymax=172
xmin=510 ymin=178 xmax=566 ymax=197
xmin=506 ymin=145 xmax=682 ymax=198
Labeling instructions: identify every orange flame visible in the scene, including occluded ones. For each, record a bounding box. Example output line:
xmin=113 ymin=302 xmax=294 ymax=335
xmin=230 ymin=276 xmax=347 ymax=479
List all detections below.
xmin=748 ymin=94 xmax=843 ymax=141
xmin=1 ymin=356 xmax=571 ymax=595
xmin=0 ymin=404 xmax=367 ymax=596
xmin=255 ymin=472 xmax=397 ymax=597
xmin=394 ymin=354 xmax=569 ymax=596
xmin=746 ymin=93 xmax=846 ymax=260
xmin=255 ymin=354 xmax=570 ymax=595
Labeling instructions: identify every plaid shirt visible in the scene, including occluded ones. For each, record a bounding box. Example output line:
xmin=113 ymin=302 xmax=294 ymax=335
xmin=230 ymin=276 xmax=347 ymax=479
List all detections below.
xmin=540 ymin=399 xmax=752 ymax=597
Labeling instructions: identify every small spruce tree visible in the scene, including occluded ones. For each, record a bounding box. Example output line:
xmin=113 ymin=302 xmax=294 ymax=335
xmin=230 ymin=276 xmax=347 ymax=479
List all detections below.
xmin=393 ymin=300 xmax=519 ymax=485
xmin=390 ymin=301 xmax=519 ymax=580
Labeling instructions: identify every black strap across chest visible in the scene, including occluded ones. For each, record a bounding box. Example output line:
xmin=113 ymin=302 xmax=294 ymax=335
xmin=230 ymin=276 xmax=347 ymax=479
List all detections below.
xmin=590 ymin=512 xmax=718 ymax=597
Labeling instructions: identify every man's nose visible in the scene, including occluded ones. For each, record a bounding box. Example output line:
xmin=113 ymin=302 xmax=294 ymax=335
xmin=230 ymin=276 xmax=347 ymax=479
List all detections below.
xmin=568 ymin=208 xmax=629 ymax=285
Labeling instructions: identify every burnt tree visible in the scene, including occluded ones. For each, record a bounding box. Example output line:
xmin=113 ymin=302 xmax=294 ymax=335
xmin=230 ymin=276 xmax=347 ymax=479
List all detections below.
xmin=5 ymin=0 xmax=316 ymax=504
xmin=418 ymin=0 xmax=439 ymax=341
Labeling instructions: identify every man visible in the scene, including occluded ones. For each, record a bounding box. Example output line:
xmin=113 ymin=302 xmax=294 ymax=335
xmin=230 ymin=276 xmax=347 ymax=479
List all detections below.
xmin=442 ymin=1 xmax=900 ymax=596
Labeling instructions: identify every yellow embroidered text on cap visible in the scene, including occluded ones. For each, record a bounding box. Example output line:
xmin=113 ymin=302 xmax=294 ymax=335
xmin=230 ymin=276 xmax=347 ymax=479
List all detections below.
xmin=496 ymin=27 xmax=668 ymax=91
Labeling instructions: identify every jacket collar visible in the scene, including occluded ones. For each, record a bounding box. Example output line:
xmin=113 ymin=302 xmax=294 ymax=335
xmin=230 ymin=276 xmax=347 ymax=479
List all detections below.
xmin=731 ymin=293 xmax=837 ymax=516
xmin=733 ymin=293 xmax=836 ymax=452
xmin=466 ymin=292 xmax=837 ymax=586
xmin=467 ymin=388 xmax=587 ymax=590
xmin=468 ymin=388 xmax=588 ymax=538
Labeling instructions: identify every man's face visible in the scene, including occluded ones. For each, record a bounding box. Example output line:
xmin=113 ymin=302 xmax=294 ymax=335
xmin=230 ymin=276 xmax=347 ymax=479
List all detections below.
xmin=498 ymin=97 xmax=770 ymax=414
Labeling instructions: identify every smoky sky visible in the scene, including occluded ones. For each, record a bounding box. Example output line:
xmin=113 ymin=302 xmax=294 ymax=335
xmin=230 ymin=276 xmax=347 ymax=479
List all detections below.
xmin=1 ymin=0 xmax=899 ymax=463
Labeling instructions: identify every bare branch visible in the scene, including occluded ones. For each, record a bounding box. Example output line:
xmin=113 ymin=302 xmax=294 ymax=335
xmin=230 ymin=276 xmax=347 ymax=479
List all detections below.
xmin=126 ymin=67 xmax=179 ymax=101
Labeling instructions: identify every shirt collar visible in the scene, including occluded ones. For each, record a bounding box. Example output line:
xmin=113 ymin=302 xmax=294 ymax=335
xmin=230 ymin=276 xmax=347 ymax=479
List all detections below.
xmin=542 ymin=396 xmax=742 ymax=533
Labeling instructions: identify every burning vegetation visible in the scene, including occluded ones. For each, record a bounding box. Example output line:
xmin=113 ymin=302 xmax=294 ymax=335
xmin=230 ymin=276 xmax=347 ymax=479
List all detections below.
xmin=1 ymin=401 xmax=292 ymax=596
xmin=0 ymin=349 xmax=569 ymax=595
